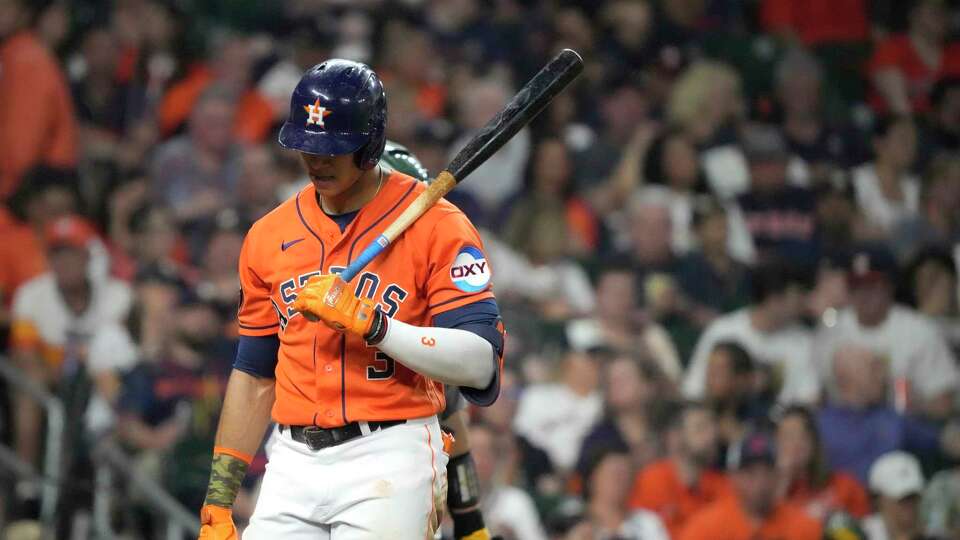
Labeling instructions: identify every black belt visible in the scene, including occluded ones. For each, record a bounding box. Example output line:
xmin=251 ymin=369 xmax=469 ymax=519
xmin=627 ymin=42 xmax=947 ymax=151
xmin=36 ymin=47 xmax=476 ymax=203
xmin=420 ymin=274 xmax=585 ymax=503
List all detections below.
xmin=280 ymin=420 xmax=406 ymax=451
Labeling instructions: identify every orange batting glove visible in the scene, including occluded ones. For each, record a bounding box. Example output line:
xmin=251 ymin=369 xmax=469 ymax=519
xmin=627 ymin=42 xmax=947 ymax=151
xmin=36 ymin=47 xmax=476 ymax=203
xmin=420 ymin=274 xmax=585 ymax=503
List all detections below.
xmin=198 ymin=505 xmax=237 ymax=540
xmin=293 ymin=275 xmax=379 ymax=338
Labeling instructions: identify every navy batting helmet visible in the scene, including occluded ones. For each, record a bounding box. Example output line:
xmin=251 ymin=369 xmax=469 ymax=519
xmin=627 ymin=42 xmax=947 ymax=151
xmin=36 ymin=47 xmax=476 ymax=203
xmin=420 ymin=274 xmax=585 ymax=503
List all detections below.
xmin=278 ymin=59 xmax=387 ymax=170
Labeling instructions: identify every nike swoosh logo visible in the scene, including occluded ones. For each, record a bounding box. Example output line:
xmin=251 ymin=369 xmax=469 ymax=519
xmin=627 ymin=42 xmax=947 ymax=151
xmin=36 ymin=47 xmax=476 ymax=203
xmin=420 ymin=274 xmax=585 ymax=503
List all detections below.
xmin=281 ymin=238 xmax=305 ymax=251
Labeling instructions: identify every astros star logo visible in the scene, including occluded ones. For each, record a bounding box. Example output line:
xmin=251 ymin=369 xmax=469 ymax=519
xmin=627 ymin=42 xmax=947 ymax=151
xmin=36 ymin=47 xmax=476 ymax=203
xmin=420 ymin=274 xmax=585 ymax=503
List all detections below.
xmin=304 ymin=98 xmax=332 ymax=127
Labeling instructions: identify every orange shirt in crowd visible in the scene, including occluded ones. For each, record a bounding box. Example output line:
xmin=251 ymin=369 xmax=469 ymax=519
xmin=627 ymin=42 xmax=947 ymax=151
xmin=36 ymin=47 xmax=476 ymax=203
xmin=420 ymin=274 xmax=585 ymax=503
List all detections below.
xmin=784 ymin=472 xmax=870 ymax=520
xmin=869 ymin=35 xmax=960 ymax=114
xmin=628 ymin=458 xmax=735 ymax=537
xmin=761 ymin=0 xmax=869 ymax=46
xmin=0 ymin=207 xmax=46 ymax=308
xmin=158 ymin=64 xmax=275 ymax=143
xmin=679 ymin=495 xmax=823 ymax=540
xmin=0 ymin=31 xmax=77 ymax=200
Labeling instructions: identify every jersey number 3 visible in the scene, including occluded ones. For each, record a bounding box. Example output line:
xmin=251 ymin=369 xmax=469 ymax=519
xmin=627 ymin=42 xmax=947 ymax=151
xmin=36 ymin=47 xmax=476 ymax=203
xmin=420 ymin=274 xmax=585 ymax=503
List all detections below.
xmin=367 ymin=352 xmax=395 ymax=380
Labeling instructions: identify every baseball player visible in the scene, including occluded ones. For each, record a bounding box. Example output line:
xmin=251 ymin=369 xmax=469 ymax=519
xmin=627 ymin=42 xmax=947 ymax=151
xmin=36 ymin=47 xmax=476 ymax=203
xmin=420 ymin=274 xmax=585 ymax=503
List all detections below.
xmin=198 ymin=60 xmax=504 ymax=539
xmin=380 ymin=141 xmax=497 ymax=540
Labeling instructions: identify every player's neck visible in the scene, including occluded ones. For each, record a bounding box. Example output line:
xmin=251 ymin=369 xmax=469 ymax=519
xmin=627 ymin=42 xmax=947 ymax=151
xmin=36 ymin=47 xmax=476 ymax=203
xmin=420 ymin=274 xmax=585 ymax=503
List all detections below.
xmin=318 ymin=166 xmax=384 ymax=215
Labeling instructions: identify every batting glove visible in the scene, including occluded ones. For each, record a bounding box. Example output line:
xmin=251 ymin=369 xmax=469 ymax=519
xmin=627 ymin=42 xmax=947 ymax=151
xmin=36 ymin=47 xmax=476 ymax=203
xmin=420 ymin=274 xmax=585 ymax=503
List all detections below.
xmin=198 ymin=504 xmax=238 ymax=540
xmin=293 ymin=275 xmax=379 ymax=338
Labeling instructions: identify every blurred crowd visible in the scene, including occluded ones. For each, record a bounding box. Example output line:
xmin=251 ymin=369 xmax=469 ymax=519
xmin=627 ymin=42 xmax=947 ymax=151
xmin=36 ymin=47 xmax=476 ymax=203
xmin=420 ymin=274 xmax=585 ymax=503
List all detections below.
xmin=2 ymin=0 xmax=960 ymax=538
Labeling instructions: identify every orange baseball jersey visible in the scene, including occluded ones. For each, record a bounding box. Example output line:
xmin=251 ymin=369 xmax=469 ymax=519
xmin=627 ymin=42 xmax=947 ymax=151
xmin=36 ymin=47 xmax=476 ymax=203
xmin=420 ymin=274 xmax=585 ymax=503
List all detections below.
xmin=238 ymin=171 xmax=496 ymax=427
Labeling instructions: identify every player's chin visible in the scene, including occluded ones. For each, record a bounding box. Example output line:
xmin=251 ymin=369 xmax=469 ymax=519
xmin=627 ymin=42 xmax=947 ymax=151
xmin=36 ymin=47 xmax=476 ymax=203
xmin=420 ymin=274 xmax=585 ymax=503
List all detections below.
xmin=310 ymin=175 xmax=343 ymax=193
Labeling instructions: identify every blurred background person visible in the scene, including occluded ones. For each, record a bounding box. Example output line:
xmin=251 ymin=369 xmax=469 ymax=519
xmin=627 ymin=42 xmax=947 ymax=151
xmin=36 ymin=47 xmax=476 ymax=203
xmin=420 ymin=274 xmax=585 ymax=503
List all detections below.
xmin=470 ymin=421 xmax=548 ymax=540
xmin=628 ymin=401 xmax=732 ymax=537
xmin=815 ymin=245 xmax=959 ymax=420
xmin=679 ymin=430 xmax=822 ymax=540
xmin=862 ymin=451 xmax=936 ymax=540
xmin=683 ymin=259 xmax=818 ymax=405
xmin=0 ymin=0 xmax=77 ymax=202
xmin=775 ymin=405 xmax=870 ymax=521
xmin=571 ymin=447 xmax=670 ymax=539
xmin=851 ymin=116 xmax=920 ymax=236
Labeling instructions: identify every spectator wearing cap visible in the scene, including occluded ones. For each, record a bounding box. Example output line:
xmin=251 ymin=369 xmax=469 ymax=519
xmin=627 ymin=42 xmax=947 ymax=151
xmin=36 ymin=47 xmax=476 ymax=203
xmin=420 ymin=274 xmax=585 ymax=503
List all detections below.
xmin=683 ymin=259 xmax=819 ymax=405
xmin=731 ymin=124 xmax=819 ymax=266
xmin=775 ymin=406 xmax=870 ymax=521
xmin=814 ymin=245 xmax=959 ymax=419
xmin=627 ymin=401 xmax=733 ymax=538
xmin=816 ymin=344 xmax=960 ymax=486
xmin=862 ymin=451 xmax=936 ymax=540
xmin=870 ymin=0 xmax=960 ymax=115
xmin=9 ymin=215 xmax=132 ymax=468
xmin=0 ymin=0 xmax=77 ymax=202
xmin=679 ymin=430 xmax=822 ymax=540
xmin=851 ymin=116 xmax=920 ymax=235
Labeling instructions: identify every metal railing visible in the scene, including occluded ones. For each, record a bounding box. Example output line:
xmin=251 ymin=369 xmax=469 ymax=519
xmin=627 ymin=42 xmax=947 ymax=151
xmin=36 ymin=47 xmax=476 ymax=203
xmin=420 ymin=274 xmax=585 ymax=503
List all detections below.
xmin=93 ymin=440 xmax=200 ymax=540
xmin=0 ymin=358 xmax=200 ymax=539
xmin=0 ymin=357 xmax=65 ymax=532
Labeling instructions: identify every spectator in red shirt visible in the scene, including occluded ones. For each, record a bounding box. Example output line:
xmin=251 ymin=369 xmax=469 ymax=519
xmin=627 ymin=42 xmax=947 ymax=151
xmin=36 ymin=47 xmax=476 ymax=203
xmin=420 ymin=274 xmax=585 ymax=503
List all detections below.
xmin=680 ymin=430 xmax=822 ymax=540
xmin=761 ymin=0 xmax=869 ymax=46
xmin=628 ymin=401 xmax=733 ymax=537
xmin=0 ymin=0 xmax=77 ymax=201
xmin=870 ymin=0 xmax=960 ymax=115
xmin=158 ymin=34 xmax=273 ymax=144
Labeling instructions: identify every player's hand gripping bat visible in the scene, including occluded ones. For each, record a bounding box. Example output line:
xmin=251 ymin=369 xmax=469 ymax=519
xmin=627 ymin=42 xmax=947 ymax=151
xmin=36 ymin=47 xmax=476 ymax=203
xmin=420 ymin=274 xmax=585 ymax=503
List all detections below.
xmin=339 ymin=48 xmax=584 ymax=283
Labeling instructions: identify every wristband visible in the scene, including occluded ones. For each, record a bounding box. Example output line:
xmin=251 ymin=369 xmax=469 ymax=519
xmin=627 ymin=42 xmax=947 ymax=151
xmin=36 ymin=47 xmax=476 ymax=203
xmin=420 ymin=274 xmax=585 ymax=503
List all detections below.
xmin=203 ymin=450 xmax=250 ymax=508
xmin=364 ymin=310 xmax=389 ymax=345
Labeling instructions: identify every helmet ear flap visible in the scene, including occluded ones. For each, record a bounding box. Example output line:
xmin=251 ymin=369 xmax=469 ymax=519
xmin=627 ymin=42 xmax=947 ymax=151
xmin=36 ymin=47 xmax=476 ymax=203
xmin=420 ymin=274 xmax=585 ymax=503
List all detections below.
xmin=355 ymin=90 xmax=387 ymax=170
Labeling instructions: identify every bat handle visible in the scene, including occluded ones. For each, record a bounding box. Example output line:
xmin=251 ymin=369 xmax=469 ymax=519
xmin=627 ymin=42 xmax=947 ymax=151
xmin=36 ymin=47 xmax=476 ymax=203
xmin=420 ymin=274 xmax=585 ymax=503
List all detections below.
xmin=341 ymin=235 xmax=390 ymax=282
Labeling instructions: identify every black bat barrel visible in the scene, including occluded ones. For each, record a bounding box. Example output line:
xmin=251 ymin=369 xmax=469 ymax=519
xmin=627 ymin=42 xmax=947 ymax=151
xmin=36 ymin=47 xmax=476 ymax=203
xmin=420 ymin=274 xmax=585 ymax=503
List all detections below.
xmin=446 ymin=48 xmax=584 ymax=182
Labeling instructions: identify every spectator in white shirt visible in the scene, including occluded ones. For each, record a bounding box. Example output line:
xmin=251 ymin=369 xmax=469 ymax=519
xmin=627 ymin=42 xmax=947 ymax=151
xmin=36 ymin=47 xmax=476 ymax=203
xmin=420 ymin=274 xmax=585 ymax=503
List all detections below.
xmin=815 ymin=245 xmax=959 ymax=420
xmin=9 ymin=215 xmax=132 ymax=467
xmin=683 ymin=259 xmax=819 ymax=404
xmin=513 ymin=350 xmax=604 ymax=472
xmin=851 ymin=116 xmax=920 ymax=234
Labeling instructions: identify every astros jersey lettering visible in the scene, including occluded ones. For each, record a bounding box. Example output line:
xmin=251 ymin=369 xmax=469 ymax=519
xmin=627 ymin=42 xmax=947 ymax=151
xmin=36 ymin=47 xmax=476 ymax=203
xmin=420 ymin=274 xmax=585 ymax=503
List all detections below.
xmin=238 ymin=171 xmax=494 ymax=427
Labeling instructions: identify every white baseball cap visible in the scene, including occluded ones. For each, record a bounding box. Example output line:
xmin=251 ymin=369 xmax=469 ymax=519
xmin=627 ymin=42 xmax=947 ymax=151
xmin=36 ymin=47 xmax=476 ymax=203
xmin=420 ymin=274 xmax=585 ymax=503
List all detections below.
xmin=868 ymin=451 xmax=925 ymax=499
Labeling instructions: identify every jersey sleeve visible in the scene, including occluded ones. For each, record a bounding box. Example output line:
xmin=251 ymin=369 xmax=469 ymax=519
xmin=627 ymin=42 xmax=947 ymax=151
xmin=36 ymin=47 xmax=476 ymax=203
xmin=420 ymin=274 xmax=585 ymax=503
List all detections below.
xmin=424 ymin=211 xmax=495 ymax=319
xmin=237 ymin=232 xmax=279 ymax=336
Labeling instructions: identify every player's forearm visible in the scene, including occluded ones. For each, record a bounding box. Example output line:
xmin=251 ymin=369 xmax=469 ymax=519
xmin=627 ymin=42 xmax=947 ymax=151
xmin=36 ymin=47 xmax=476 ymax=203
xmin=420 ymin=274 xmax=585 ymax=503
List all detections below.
xmin=375 ymin=319 xmax=495 ymax=388
xmin=214 ymin=369 xmax=275 ymax=454
xmin=204 ymin=369 xmax=275 ymax=508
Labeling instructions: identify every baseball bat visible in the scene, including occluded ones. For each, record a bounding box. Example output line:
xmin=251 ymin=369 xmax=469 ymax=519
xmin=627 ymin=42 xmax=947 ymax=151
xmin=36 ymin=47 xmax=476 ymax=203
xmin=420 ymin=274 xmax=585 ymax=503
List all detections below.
xmin=340 ymin=48 xmax=584 ymax=283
